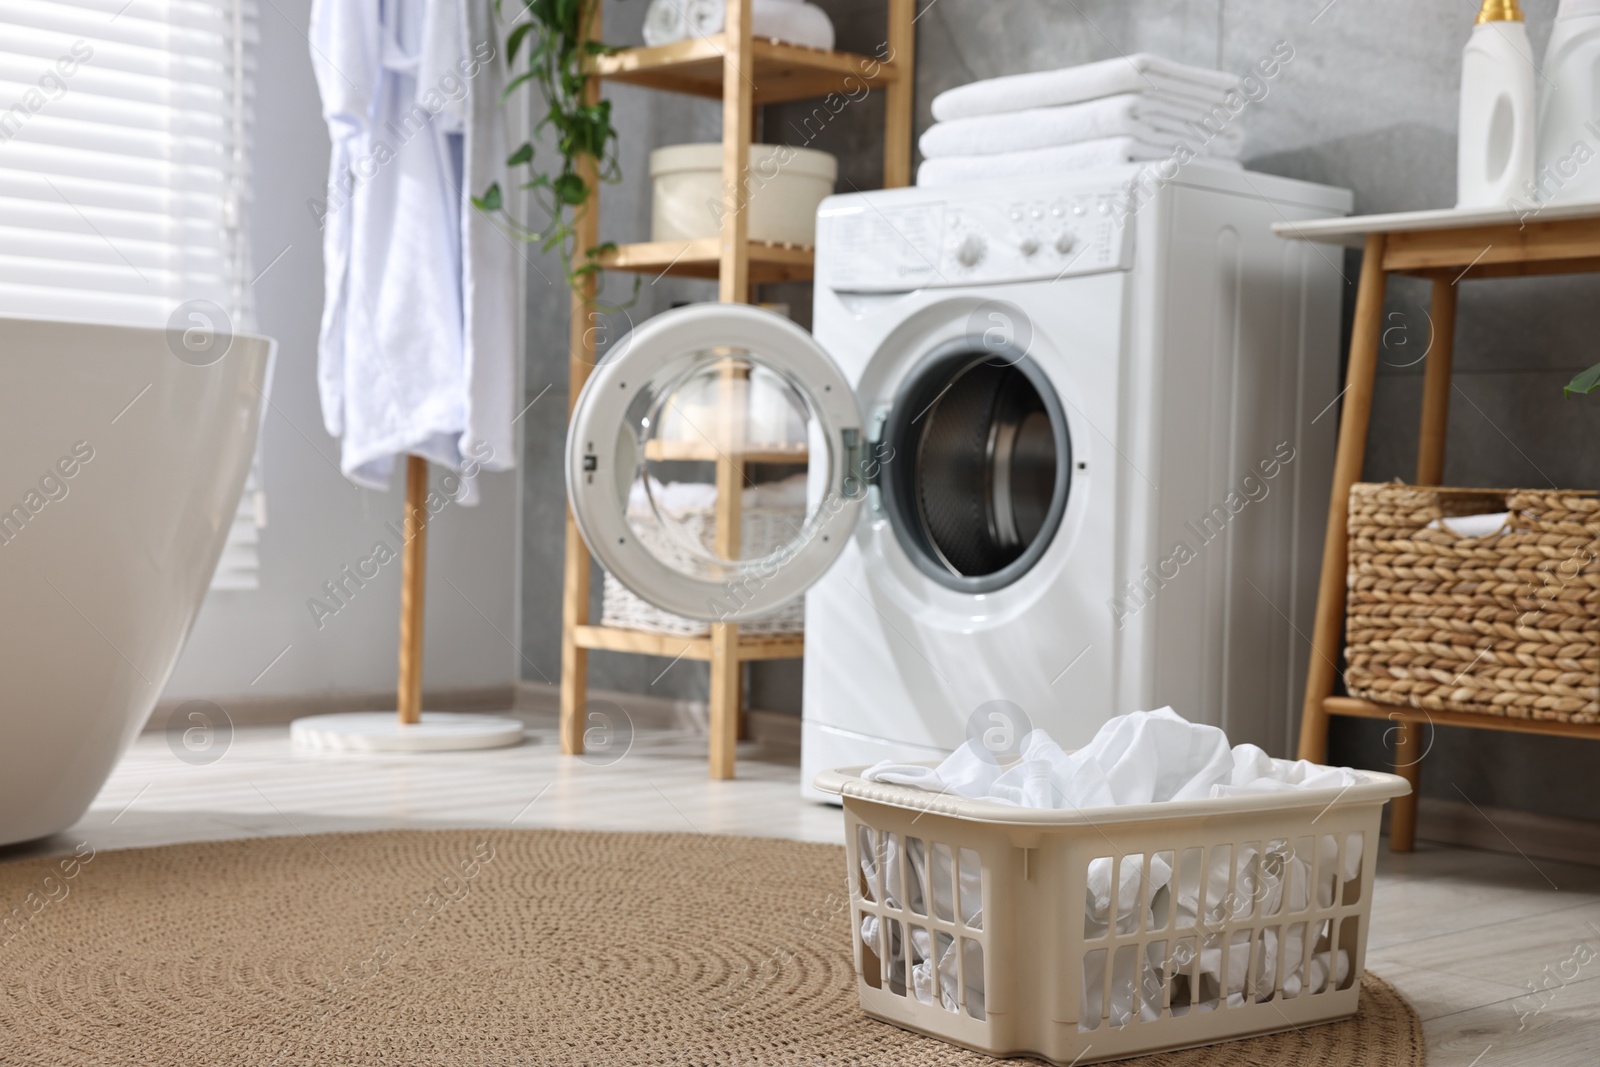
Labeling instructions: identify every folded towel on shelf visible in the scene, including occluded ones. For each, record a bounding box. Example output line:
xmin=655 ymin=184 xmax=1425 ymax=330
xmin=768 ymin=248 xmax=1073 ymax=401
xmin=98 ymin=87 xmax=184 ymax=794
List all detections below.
xmin=919 ymin=92 xmax=1244 ymax=159
xmin=916 ymin=140 xmax=1241 ymax=189
xmin=931 ymin=53 xmax=1242 ymax=122
xmin=642 ymin=0 xmax=835 ymax=51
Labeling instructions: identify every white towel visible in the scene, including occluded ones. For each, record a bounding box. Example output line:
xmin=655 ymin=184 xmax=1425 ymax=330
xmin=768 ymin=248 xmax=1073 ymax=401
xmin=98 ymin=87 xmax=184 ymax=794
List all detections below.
xmin=641 ymin=0 xmax=835 ymax=51
xmin=931 ymin=53 xmax=1242 ymax=122
xmin=919 ymin=93 xmax=1244 ymax=159
xmin=1428 ymin=511 xmax=1510 ymax=538
xmin=916 ymin=139 xmax=1241 ymax=189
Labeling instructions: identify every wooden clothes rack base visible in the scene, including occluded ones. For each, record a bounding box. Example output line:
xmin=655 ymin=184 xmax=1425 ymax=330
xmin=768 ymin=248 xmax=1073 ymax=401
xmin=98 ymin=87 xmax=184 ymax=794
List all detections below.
xmin=1278 ymin=204 xmax=1600 ymax=853
xmin=288 ymin=453 xmax=524 ymax=753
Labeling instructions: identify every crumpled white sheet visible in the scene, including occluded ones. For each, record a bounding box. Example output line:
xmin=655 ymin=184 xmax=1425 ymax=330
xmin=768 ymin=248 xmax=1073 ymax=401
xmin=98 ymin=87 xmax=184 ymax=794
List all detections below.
xmin=864 ymin=708 xmax=1357 ymax=807
xmin=857 ymin=833 xmax=987 ymax=1017
xmin=859 ymin=709 xmax=1363 ymax=1024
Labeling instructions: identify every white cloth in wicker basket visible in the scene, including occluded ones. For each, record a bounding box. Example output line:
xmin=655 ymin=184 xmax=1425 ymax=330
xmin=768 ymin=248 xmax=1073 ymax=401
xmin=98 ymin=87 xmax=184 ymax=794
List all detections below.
xmin=601 ymin=476 xmax=809 ymax=636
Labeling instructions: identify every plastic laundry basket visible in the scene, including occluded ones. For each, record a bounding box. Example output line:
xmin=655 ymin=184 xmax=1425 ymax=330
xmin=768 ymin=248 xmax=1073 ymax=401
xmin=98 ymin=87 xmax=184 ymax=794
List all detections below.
xmin=812 ymin=764 xmax=1410 ymax=1065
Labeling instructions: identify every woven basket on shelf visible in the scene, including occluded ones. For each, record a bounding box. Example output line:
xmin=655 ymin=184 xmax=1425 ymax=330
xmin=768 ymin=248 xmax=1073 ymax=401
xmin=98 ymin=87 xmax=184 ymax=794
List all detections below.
xmin=601 ymin=504 xmax=806 ymax=638
xmin=1344 ymin=482 xmax=1600 ymax=723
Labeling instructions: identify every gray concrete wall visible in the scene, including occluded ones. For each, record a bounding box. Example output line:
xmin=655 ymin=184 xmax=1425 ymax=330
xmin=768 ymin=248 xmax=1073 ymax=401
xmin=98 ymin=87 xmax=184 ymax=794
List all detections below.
xmin=518 ymin=1 xmax=1600 ymax=821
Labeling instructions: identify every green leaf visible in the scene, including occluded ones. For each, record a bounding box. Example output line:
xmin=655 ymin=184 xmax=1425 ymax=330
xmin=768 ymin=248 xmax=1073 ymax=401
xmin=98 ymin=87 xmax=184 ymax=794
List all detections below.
xmin=502 ymin=70 xmax=537 ymax=99
xmin=506 ymin=142 xmax=534 ymax=167
xmin=553 ymin=172 xmax=587 ymax=205
xmin=1565 ymin=362 xmax=1600 ymax=398
xmin=506 ymin=23 xmax=537 ymax=62
xmin=472 ymin=182 xmax=503 ymax=212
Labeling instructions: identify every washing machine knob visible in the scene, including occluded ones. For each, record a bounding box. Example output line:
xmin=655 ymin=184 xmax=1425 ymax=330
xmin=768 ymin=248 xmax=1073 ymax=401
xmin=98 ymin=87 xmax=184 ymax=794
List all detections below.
xmin=1055 ymin=232 xmax=1077 ymax=255
xmin=1018 ymin=236 xmax=1040 ymax=257
xmin=955 ymin=233 xmax=987 ymax=267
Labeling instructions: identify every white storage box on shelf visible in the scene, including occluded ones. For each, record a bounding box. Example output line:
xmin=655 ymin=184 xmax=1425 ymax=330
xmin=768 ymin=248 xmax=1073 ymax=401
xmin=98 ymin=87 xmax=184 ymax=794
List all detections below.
xmin=650 ymin=143 xmax=838 ymax=246
xmin=812 ymin=764 xmax=1409 ymax=1065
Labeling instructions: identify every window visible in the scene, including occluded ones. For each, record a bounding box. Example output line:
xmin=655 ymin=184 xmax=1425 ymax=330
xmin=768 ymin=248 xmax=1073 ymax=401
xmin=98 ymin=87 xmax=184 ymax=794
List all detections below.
xmin=0 ymin=0 xmax=263 ymax=588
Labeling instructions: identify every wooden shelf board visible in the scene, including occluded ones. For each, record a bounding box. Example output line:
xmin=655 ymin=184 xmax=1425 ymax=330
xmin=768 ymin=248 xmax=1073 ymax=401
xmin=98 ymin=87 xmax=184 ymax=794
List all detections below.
xmin=1271 ymin=201 xmax=1600 ymax=248
xmin=1403 ymin=255 xmax=1600 ymax=282
xmin=1379 ymin=215 xmax=1600 ymax=275
xmin=1325 ymin=696 xmax=1600 ymax=739
xmin=597 ymin=238 xmax=813 ymax=283
xmin=573 ymin=624 xmax=803 ymax=661
xmin=645 ymin=439 xmax=809 ymax=464
xmin=733 ymin=632 xmax=806 ymax=660
xmin=590 ymin=35 xmax=900 ymax=104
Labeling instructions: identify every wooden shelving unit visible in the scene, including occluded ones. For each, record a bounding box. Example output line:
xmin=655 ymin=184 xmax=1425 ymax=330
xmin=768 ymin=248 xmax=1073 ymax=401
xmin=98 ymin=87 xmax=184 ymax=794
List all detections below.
xmin=588 ymin=33 xmax=906 ymax=104
xmin=1276 ymin=204 xmax=1600 ymax=852
xmin=643 ymin=439 xmax=808 ymax=463
xmin=596 ymin=237 xmax=816 ymax=283
xmin=559 ymin=0 xmax=915 ymax=779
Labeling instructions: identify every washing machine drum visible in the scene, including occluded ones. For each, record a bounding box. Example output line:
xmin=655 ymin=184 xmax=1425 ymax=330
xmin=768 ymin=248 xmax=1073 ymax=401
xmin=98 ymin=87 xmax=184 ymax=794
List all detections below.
xmin=880 ymin=342 xmax=1071 ymax=593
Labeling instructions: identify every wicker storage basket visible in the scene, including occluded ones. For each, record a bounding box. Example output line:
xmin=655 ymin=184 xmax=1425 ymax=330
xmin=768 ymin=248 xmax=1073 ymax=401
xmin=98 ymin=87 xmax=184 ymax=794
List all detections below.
xmin=1344 ymin=482 xmax=1600 ymax=723
xmin=600 ymin=504 xmax=806 ymax=637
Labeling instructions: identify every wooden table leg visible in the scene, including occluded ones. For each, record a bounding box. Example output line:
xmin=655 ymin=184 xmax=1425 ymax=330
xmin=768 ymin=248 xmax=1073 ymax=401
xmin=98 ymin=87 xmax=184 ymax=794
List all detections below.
xmin=1298 ymin=233 xmax=1389 ymax=762
xmin=1383 ymin=277 xmax=1457 ymax=848
xmin=1390 ymin=716 xmax=1423 ymax=852
xmin=1415 ymin=277 xmax=1458 ymax=486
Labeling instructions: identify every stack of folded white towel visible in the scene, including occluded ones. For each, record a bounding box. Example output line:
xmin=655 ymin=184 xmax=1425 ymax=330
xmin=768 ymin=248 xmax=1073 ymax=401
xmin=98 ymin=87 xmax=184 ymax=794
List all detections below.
xmin=642 ymin=0 xmax=834 ymax=51
xmin=918 ymin=54 xmax=1248 ymax=188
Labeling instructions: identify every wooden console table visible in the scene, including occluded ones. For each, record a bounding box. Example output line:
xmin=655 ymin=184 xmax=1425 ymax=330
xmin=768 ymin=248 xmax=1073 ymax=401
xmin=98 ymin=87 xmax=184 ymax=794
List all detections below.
xmin=1275 ymin=201 xmax=1600 ymax=852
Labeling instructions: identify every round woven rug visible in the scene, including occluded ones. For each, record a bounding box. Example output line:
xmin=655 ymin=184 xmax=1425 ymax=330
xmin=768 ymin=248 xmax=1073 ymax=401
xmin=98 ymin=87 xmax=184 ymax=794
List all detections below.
xmin=0 ymin=830 xmax=1423 ymax=1066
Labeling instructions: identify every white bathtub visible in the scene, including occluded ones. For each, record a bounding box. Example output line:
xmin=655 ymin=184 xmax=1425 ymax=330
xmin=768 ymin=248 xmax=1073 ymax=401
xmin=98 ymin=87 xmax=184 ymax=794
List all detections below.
xmin=0 ymin=316 xmax=273 ymax=845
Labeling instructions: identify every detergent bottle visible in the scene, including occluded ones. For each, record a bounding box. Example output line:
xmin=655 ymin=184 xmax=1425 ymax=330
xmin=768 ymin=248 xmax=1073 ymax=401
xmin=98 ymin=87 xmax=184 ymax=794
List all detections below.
xmin=1457 ymin=0 xmax=1536 ymax=208
xmin=1536 ymin=0 xmax=1600 ymax=204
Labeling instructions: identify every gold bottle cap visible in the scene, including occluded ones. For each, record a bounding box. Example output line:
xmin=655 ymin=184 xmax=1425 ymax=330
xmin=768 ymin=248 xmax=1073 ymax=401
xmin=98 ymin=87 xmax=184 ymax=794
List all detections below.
xmin=1476 ymin=0 xmax=1525 ymax=23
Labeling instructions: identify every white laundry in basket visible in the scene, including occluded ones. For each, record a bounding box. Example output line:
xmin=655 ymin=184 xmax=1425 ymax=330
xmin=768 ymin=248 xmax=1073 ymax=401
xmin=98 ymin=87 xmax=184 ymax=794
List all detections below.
xmin=862 ymin=709 xmax=1363 ymax=1024
xmin=858 ymin=833 xmax=986 ymax=1016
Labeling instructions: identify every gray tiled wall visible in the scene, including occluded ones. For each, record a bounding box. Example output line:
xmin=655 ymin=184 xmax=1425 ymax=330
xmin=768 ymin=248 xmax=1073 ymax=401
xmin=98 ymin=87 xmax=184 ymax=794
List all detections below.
xmin=519 ymin=1 xmax=1600 ymax=820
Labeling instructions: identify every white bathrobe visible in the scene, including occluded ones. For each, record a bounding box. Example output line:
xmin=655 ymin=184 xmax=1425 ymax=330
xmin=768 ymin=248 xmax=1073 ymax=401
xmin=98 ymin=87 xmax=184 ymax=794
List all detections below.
xmin=309 ymin=0 xmax=517 ymax=496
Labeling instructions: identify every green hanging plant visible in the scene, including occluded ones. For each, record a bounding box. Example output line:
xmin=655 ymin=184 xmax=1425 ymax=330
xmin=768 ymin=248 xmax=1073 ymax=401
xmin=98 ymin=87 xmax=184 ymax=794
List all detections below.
xmin=477 ymin=0 xmax=635 ymax=304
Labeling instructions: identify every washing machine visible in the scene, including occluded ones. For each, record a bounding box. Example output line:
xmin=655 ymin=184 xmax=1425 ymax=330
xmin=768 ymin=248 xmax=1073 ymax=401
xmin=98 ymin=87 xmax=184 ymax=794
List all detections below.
xmin=565 ymin=162 xmax=1351 ymax=798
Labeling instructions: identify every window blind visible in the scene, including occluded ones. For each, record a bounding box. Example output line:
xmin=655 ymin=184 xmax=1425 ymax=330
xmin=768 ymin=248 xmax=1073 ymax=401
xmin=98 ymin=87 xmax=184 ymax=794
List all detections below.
xmin=0 ymin=0 xmax=264 ymax=589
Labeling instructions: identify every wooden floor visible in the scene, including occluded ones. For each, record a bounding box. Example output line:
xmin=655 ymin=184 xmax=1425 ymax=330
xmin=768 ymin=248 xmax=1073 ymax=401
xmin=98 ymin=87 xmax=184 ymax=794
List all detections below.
xmin=10 ymin=715 xmax=1598 ymax=1065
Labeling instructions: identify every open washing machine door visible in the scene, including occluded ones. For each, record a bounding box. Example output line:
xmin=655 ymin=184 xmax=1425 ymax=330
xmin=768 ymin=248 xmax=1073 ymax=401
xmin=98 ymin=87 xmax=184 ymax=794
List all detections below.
xmin=566 ymin=303 xmax=868 ymax=622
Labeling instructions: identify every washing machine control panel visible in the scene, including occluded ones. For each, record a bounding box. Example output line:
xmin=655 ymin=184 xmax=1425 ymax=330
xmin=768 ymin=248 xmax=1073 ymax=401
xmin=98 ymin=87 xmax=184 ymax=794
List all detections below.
xmin=821 ymin=192 xmax=1131 ymax=292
